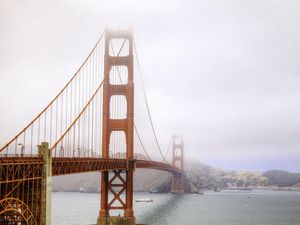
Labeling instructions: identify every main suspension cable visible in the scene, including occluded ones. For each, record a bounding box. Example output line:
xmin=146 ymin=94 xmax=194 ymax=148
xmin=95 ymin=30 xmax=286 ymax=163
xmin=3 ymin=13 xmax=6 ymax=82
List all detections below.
xmin=133 ymin=40 xmax=168 ymax=163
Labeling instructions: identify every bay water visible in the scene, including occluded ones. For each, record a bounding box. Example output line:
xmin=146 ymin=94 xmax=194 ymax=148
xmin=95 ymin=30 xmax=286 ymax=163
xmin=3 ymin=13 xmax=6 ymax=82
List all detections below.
xmin=52 ymin=190 xmax=300 ymax=225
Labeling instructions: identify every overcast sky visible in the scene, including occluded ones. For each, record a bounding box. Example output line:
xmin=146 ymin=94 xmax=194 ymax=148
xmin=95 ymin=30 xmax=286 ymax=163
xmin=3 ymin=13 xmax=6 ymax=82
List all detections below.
xmin=1 ymin=0 xmax=300 ymax=172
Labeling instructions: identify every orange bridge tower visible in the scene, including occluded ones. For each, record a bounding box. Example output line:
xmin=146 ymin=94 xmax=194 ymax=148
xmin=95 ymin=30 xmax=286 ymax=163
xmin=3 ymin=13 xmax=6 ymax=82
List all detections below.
xmin=97 ymin=29 xmax=136 ymax=225
xmin=171 ymin=135 xmax=185 ymax=193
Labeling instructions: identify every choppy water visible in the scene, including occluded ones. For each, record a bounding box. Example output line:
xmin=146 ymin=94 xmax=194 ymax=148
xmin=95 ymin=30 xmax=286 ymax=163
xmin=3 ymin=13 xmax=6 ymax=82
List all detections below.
xmin=52 ymin=190 xmax=300 ymax=225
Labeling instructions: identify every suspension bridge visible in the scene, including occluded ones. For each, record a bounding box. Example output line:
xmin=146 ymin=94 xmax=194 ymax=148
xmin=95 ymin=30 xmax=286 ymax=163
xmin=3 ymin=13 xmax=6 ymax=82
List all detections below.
xmin=0 ymin=29 xmax=187 ymax=225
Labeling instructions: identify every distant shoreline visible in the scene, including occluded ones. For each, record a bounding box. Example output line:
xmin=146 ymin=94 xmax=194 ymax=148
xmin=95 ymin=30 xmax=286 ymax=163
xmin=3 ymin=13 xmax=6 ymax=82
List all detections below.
xmin=213 ymin=187 xmax=300 ymax=192
xmin=52 ymin=187 xmax=300 ymax=194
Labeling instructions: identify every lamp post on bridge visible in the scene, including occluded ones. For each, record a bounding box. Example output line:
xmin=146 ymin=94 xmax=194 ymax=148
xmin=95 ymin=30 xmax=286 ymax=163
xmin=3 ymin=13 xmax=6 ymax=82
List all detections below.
xmin=18 ymin=143 xmax=25 ymax=157
xmin=59 ymin=146 xmax=64 ymax=157
xmin=77 ymin=147 xmax=80 ymax=157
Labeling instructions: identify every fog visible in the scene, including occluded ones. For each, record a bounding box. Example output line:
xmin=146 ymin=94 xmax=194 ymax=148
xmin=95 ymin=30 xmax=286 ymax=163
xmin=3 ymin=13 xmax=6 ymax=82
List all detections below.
xmin=1 ymin=0 xmax=300 ymax=172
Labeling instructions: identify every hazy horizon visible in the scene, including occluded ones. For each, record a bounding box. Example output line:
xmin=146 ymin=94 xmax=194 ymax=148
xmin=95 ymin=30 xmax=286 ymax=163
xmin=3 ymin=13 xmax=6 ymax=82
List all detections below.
xmin=1 ymin=0 xmax=300 ymax=172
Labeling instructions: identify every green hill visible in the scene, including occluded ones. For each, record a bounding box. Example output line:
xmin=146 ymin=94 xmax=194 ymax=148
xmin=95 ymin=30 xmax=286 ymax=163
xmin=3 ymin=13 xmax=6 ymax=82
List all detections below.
xmin=186 ymin=160 xmax=268 ymax=189
xmin=263 ymin=170 xmax=300 ymax=187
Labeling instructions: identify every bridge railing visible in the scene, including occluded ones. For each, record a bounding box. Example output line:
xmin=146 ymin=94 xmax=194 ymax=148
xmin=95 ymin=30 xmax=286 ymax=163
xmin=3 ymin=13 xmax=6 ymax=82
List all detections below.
xmin=0 ymin=154 xmax=40 ymax=158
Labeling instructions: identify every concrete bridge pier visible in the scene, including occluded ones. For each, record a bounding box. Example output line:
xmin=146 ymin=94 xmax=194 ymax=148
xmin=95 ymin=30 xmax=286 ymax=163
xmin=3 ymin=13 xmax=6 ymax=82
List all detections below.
xmin=171 ymin=173 xmax=184 ymax=194
xmin=38 ymin=142 xmax=52 ymax=225
xmin=97 ymin=216 xmax=135 ymax=225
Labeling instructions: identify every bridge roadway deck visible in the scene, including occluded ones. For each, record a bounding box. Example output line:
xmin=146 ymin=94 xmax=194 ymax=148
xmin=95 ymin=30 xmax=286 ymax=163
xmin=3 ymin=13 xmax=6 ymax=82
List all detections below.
xmin=0 ymin=157 xmax=183 ymax=177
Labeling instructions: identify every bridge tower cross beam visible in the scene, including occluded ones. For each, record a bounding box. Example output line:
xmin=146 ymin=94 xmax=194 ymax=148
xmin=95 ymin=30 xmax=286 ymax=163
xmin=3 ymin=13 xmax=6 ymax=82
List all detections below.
xmin=97 ymin=29 xmax=136 ymax=225
xmin=171 ymin=135 xmax=185 ymax=193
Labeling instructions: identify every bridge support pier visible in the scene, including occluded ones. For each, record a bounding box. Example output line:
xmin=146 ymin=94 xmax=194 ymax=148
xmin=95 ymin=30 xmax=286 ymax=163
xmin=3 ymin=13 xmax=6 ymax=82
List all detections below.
xmin=38 ymin=142 xmax=52 ymax=225
xmin=171 ymin=174 xmax=184 ymax=194
xmin=97 ymin=216 xmax=135 ymax=225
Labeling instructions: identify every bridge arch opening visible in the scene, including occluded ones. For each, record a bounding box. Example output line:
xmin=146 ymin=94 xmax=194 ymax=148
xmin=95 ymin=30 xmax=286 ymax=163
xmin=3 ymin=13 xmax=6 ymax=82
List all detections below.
xmin=109 ymin=95 xmax=127 ymax=120
xmin=109 ymin=131 xmax=126 ymax=158
xmin=175 ymin=160 xmax=182 ymax=168
xmin=109 ymin=66 xmax=128 ymax=85
xmin=109 ymin=38 xmax=130 ymax=57
xmin=174 ymin=147 xmax=182 ymax=157
xmin=174 ymin=136 xmax=183 ymax=145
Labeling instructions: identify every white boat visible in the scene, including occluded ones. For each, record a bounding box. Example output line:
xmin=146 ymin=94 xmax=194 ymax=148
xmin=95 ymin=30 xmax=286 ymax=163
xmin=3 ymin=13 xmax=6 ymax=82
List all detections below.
xmin=135 ymin=197 xmax=153 ymax=202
